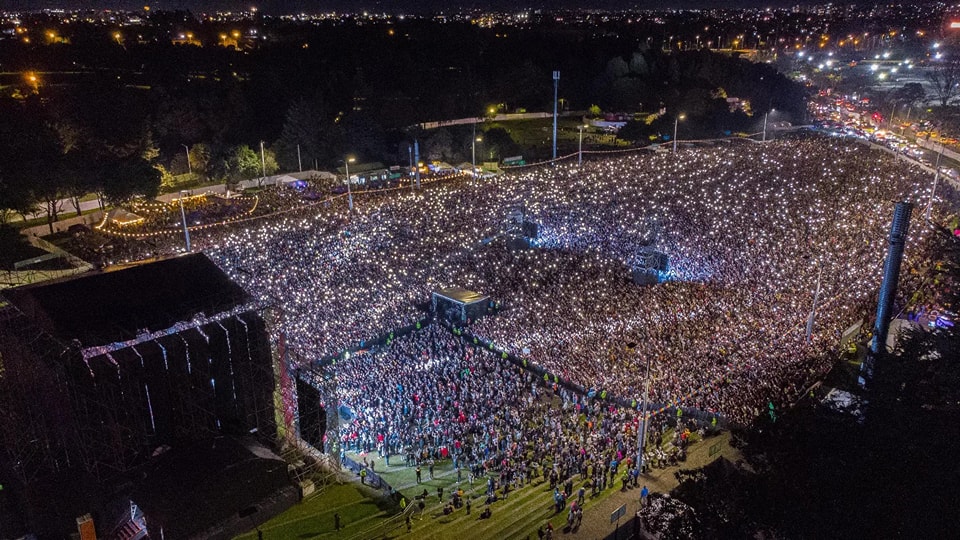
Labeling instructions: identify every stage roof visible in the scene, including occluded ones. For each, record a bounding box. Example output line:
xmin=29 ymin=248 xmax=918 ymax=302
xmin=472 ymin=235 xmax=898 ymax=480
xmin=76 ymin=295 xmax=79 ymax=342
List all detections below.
xmin=434 ymin=287 xmax=488 ymax=305
xmin=2 ymin=254 xmax=250 ymax=347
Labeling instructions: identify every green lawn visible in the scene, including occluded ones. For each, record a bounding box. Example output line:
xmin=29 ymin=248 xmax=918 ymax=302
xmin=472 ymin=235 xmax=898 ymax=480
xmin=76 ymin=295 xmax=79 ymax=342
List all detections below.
xmin=234 ymin=483 xmax=388 ymax=540
xmin=10 ymin=207 xmax=102 ymax=230
xmin=234 ymin=425 xmax=704 ymax=540
xmin=340 ymin=449 xmax=632 ymax=540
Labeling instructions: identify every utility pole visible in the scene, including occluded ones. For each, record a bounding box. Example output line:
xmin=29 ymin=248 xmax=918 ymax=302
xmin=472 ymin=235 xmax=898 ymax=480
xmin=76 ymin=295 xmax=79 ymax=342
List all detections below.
xmin=408 ymin=143 xmax=414 ymax=189
xmin=260 ymin=140 xmax=267 ymax=181
xmin=182 ymin=144 xmax=191 ymax=174
xmin=414 ymin=140 xmax=421 ymax=189
xmin=297 ymin=144 xmax=302 ymax=172
xmin=638 ymin=353 xmax=652 ymax=474
xmin=927 ymin=147 xmax=944 ymax=220
xmin=805 ymin=264 xmax=823 ymax=342
xmin=178 ymin=190 xmax=191 ymax=252
xmin=552 ymin=71 xmax=560 ymax=161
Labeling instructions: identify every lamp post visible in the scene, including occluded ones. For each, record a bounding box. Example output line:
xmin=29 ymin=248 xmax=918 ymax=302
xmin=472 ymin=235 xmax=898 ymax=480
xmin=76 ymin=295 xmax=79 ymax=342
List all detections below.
xmin=552 ymin=70 xmax=560 ymax=160
xmin=472 ymin=134 xmax=483 ymax=185
xmin=297 ymin=143 xmax=302 ymax=172
xmin=259 ymin=140 xmax=267 ymax=184
xmin=673 ymin=113 xmax=686 ymax=153
xmin=926 ymin=147 xmax=943 ymax=220
xmin=408 ymin=143 xmax=414 ymax=189
xmin=178 ymin=190 xmax=191 ymax=252
xmin=344 ymin=156 xmax=356 ymax=212
xmin=182 ymin=144 xmax=191 ymax=174
xmin=762 ymin=109 xmax=775 ymax=142
xmin=805 ymin=262 xmax=823 ymax=342
xmin=637 ymin=353 xmax=653 ymax=474
xmin=578 ymin=124 xmax=588 ymax=167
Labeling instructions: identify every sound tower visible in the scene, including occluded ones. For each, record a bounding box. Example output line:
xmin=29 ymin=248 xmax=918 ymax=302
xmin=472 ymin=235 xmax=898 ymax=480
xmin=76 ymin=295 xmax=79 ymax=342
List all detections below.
xmin=295 ymin=376 xmax=327 ymax=450
xmin=521 ymin=220 xmax=540 ymax=240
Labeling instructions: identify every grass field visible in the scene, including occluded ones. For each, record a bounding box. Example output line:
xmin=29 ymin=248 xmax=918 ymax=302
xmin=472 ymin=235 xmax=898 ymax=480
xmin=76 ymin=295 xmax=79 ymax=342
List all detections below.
xmin=234 ymin=482 xmax=389 ymax=540
xmin=234 ymin=425 xmax=715 ymax=540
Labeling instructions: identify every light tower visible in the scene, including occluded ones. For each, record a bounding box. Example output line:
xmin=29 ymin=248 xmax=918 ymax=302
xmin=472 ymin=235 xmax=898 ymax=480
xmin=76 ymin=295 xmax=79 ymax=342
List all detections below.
xmin=552 ymin=71 xmax=560 ymax=160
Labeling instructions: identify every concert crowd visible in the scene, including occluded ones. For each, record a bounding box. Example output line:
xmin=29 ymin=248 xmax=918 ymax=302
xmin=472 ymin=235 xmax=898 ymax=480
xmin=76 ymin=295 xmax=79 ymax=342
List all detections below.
xmin=203 ymin=137 xmax=937 ymax=426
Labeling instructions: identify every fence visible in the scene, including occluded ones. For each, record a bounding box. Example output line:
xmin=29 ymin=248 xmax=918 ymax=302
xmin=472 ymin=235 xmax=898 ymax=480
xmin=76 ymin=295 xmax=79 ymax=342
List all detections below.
xmin=443 ymin=321 xmax=727 ymax=429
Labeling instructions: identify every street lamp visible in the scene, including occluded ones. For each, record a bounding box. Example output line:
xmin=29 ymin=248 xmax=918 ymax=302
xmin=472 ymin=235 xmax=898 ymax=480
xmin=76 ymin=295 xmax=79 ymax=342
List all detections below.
xmin=762 ymin=109 xmax=775 ymax=142
xmin=182 ymin=144 xmax=191 ymax=174
xmin=805 ymin=262 xmax=823 ymax=342
xmin=673 ymin=113 xmax=686 ymax=153
xmin=926 ymin=147 xmax=944 ymax=220
xmin=578 ymin=124 xmax=588 ymax=166
xmin=259 ymin=140 xmax=267 ymax=182
xmin=178 ymin=190 xmax=191 ymax=252
xmin=552 ymin=70 xmax=560 ymax=160
xmin=472 ymin=135 xmax=483 ymax=185
xmin=637 ymin=352 xmax=653 ymax=474
xmin=344 ymin=156 xmax=356 ymax=212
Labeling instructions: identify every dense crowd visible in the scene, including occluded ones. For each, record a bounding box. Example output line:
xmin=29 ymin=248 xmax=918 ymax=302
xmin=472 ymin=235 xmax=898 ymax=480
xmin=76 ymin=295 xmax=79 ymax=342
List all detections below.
xmin=331 ymin=325 xmax=669 ymax=502
xmin=201 ymin=137 xmax=940 ymax=425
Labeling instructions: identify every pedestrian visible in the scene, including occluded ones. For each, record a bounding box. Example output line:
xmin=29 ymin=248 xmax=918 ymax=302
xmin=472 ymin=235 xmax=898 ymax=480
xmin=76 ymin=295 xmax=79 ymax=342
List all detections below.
xmin=406 ymin=515 xmax=411 ymax=532
xmin=429 ymin=462 xmax=435 ymax=480
xmin=400 ymin=497 xmax=407 ymax=511
xmin=438 ymin=486 xmax=444 ymax=500
xmin=360 ymin=468 xmax=367 ymax=485
xmin=416 ymin=465 xmax=422 ymax=483
xmin=466 ymin=497 xmax=472 ymax=515
xmin=334 ymin=512 xmax=341 ymax=531
xmin=641 ymin=485 xmax=649 ymax=507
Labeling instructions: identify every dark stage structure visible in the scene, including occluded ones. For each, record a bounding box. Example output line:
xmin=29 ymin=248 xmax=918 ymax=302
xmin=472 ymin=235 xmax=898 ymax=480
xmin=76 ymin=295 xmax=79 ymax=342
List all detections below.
xmin=433 ymin=287 xmax=490 ymax=324
xmin=0 ymin=254 xmax=283 ymax=537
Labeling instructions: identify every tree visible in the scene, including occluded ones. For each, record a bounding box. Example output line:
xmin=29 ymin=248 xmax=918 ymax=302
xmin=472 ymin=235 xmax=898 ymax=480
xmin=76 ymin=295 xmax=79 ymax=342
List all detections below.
xmin=188 ymin=143 xmax=212 ymax=176
xmin=893 ymin=83 xmax=926 ymax=106
xmin=61 ymin=151 xmax=99 ymax=217
xmin=926 ymin=60 xmax=960 ymax=107
xmin=342 ymin=111 xmax=386 ymax=163
xmin=100 ymin=157 xmax=162 ymax=204
xmin=222 ymin=144 xmax=262 ymax=187
xmin=0 ymin=174 xmax=34 ymax=225
xmin=275 ymin=96 xmax=339 ymax=171
xmin=425 ymin=129 xmax=454 ymax=162
xmin=476 ymin=127 xmax=519 ymax=161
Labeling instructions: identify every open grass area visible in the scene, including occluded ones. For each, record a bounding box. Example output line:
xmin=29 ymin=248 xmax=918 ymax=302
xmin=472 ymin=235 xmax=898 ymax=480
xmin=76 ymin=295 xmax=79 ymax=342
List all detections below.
xmin=233 ymin=482 xmax=389 ymax=540
xmin=9 ymin=207 xmax=102 ymax=230
xmin=338 ymin=446 xmax=636 ymax=540
xmin=233 ymin=428 xmax=722 ymax=540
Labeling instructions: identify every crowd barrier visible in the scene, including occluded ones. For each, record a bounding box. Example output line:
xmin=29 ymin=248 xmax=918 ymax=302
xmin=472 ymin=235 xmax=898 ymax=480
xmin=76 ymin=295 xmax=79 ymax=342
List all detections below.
xmin=341 ymin=454 xmax=395 ymax=495
xmin=441 ymin=320 xmax=726 ymax=429
xmin=308 ymin=316 xmax=432 ymax=368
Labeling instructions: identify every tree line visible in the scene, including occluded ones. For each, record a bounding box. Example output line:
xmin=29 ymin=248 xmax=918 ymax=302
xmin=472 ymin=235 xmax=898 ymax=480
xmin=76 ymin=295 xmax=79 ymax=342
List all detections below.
xmin=0 ymin=17 xmax=808 ymax=231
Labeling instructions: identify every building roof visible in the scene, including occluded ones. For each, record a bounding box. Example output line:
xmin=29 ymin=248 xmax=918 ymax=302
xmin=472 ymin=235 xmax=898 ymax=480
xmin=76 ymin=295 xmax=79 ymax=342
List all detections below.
xmin=335 ymin=162 xmax=387 ymax=174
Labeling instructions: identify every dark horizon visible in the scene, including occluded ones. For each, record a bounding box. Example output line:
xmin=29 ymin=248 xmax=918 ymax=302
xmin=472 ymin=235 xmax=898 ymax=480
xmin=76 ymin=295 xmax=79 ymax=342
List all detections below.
xmin=0 ymin=0 xmax=932 ymax=15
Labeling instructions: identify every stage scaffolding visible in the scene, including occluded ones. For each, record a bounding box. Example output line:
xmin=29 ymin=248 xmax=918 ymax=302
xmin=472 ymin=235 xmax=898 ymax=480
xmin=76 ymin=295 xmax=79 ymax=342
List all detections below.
xmin=276 ymin=335 xmax=342 ymax=481
xmin=0 ymin=300 xmax=280 ymax=482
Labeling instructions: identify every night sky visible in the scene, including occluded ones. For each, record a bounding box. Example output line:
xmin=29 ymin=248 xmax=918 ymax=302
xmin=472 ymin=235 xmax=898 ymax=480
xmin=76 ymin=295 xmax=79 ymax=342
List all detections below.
xmin=0 ymin=0 xmax=885 ymax=14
